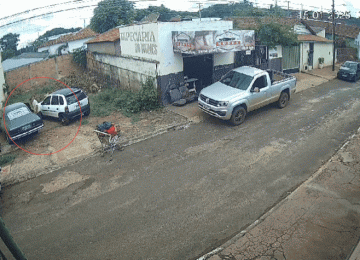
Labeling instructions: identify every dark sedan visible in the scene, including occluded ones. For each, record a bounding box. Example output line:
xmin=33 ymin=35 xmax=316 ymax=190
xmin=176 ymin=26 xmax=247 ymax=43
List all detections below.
xmin=337 ymin=61 xmax=360 ymax=82
xmin=1 ymin=102 xmax=44 ymax=144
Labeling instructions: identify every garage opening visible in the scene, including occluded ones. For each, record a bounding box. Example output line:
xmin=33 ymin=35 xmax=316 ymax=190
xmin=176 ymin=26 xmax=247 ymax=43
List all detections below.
xmin=183 ymin=54 xmax=213 ymax=92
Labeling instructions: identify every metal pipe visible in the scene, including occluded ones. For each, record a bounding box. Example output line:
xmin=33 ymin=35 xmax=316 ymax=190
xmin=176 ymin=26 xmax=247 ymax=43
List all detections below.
xmin=0 ymin=217 xmax=27 ymax=260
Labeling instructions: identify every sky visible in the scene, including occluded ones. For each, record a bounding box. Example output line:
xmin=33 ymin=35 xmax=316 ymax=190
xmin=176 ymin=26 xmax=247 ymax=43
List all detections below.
xmin=1 ymin=0 xmax=360 ymax=49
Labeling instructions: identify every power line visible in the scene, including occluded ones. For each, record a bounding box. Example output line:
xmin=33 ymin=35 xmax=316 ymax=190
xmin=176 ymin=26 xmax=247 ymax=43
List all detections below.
xmin=0 ymin=0 xmax=98 ymax=22
xmin=0 ymin=5 xmax=98 ymax=29
xmin=0 ymin=0 xmax=156 ymax=23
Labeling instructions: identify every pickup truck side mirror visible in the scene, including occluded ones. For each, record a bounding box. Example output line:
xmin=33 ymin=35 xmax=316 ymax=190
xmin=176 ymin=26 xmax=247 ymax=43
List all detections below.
xmin=251 ymin=87 xmax=260 ymax=93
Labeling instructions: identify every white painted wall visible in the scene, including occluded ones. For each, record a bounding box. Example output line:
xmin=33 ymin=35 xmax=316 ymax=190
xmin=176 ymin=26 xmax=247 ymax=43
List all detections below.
xmin=120 ymin=23 xmax=159 ymax=62
xmin=118 ymin=21 xmax=234 ymax=76
xmin=300 ymin=42 xmax=333 ymax=71
xmin=38 ymin=37 xmax=95 ymax=55
xmin=94 ymin=53 xmax=158 ymax=77
xmin=355 ymin=33 xmax=360 ymax=60
xmin=314 ymin=42 xmax=333 ymax=67
xmin=294 ymin=24 xmax=311 ymax=35
xmin=0 ymin=52 xmax=6 ymax=108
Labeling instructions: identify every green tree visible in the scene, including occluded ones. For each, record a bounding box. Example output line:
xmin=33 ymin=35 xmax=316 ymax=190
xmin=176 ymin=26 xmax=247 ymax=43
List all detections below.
xmin=1 ymin=49 xmax=16 ymax=61
xmin=256 ymin=22 xmax=298 ymax=48
xmin=72 ymin=47 xmax=87 ymax=67
xmin=0 ymin=33 xmax=20 ymax=60
xmin=90 ymin=0 xmax=135 ymax=33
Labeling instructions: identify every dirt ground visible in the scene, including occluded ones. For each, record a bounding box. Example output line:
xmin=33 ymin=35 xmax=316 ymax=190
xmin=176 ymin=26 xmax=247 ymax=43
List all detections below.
xmin=1 ymin=108 xmax=187 ymax=153
xmin=0 ymin=70 xmax=188 ymax=186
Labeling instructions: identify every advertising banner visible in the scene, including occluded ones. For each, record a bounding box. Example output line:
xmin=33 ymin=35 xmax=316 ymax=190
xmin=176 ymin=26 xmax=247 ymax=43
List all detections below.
xmin=172 ymin=30 xmax=255 ymax=55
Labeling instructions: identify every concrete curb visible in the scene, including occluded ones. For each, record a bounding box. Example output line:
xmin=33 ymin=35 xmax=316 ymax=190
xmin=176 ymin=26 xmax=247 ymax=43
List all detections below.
xmin=301 ymin=70 xmax=337 ymax=81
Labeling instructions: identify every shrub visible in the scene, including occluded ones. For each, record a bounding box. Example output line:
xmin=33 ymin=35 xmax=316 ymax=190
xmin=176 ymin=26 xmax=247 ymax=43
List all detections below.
xmin=0 ymin=154 xmax=17 ymax=167
xmin=72 ymin=47 xmax=87 ymax=67
xmin=89 ymin=77 xmax=161 ymax=117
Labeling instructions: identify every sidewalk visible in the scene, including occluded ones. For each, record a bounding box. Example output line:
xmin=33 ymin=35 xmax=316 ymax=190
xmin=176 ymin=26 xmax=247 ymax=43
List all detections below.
xmin=199 ymin=65 xmax=360 ymax=260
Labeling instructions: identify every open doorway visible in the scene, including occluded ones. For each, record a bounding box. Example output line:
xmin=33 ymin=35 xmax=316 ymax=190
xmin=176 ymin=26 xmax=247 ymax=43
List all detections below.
xmin=183 ymin=54 xmax=213 ymax=92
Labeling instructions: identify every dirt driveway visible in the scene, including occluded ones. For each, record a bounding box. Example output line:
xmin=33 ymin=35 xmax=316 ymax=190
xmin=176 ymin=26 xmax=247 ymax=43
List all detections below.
xmin=0 ymin=108 xmax=188 ymax=186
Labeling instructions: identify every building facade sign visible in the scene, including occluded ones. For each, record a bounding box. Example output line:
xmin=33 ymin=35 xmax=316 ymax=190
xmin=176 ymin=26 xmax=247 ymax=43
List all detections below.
xmin=172 ymin=30 xmax=255 ymax=55
xmin=120 ymin=25 xmax=159 ymax=59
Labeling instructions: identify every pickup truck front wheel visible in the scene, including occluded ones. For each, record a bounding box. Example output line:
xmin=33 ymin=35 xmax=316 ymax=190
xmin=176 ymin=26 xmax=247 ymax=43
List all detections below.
xmin=278 ymin=92 xmax=289 ymax=109
xmin=230 ymin=106 xmax=246 ymax=126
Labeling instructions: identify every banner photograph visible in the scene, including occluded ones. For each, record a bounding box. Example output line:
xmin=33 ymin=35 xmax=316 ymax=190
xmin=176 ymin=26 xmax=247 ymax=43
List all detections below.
xmin=172 ymin=30 xmax=255 ymax=55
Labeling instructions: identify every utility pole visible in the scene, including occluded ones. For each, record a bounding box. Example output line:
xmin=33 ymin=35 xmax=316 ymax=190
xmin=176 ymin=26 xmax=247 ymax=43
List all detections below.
xmin=332 ymin=0 xmax=336 ymax=71
xmin=287 ymin=1 xmax=290 ymax=17
xmin=0 ymin=217 xmax=28 ymax=260
xmin=197 ymin=3 xmax=202 ymax=21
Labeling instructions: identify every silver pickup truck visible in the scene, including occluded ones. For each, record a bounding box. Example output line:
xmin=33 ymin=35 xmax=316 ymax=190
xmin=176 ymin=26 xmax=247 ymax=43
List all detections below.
xmin=198 ymin=66 xmax=297 ymax=125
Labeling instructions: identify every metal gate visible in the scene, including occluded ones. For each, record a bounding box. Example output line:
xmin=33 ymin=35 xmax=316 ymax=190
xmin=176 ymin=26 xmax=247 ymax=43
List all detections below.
xmin=235 ymin=45 xmax=268 ymax=69
xmin=282 ymin=45 xmax=300 ymax=73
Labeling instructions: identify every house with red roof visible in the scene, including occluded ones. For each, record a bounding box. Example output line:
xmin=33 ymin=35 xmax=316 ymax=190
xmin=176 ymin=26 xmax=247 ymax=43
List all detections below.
xmin=301 ymin=19 xmax=360 ymax=60
xmin=38 ymin=28 xmax=98 ymax=55
xmin=86 ymin=27 xmax=121 ymax=56
xmin=232 ymin=17 xmax=334 ymax=72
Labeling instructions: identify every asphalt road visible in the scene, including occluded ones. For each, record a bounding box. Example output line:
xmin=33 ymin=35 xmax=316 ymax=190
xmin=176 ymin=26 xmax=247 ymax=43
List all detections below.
xmin=1 ymin=78 xmax=360 ymax=260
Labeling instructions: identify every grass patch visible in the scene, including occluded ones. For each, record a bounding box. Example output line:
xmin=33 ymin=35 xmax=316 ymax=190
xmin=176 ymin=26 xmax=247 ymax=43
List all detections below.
xmin=89 ymin=78 xmax=161 ymax=118
xmin=81 ymin=119 xmax=89 ymax=125
xmin=0 ymin=154 xmax=17 ymax=167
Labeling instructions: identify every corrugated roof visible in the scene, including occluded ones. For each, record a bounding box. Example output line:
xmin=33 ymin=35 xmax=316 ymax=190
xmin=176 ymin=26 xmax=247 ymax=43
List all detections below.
xmin=86 ymin=28 xmax=120 ymax=44
xmin=16 ymin=52 xmax=49 ymax=59
xmin=2 ymin=58 xmax=46 ymax=72
xmin=297 ymin=34 xmax=333 ymax=42
xmin=39 ymin=27 xmax=98 ymax=48
xmin=302 ymin=19 xmax=360 ymax=39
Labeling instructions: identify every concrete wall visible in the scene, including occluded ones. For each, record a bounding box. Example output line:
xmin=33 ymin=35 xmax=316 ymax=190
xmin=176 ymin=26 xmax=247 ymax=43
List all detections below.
xmin=87 ymin=40 xmax=121 ymax=56
xmin=87 ymin=51 xmax=158 ymax=91
xmin=314 ymin=42 xmax=333 ymax=67
xmin=5 ymin=54 xmax=83 ymax=91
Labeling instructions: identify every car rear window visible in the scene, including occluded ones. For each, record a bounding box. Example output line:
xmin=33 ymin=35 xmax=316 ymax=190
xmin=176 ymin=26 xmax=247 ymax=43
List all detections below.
xmin=7 ymin=107 xmax=30 ymax=120
xmin=65 ymin=91 xmax=87 ymax=105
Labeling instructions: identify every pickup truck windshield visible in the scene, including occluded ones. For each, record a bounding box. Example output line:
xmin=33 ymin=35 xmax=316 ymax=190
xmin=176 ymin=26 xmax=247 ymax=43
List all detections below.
xmin=220 ymin=71 xmax=253 ymax=90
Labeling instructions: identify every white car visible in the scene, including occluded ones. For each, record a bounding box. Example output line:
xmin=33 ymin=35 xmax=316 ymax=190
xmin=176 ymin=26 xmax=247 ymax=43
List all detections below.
xmin=33 ymin=88 xmax=90 ymax=125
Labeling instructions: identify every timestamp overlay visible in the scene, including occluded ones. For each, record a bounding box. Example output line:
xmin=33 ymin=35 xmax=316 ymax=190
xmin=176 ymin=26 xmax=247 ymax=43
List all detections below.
xmin=299 ymin=10 xmax=359 ymax=20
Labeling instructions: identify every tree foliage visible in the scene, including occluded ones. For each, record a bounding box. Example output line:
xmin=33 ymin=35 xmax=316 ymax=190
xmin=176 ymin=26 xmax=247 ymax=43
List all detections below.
xmin=72 ymin=47 xmax=87 ymax=67
xmin=256 ymin=22 xmax=298 ymax=48
xmin=90 ymin=0 xmax=135 ymax=33
xmin=1 ymin=49 xmax=16 ymax=61
xmin=135 ymin=4 xmax=195 ymax=21
xmin=0 ymin=33 xmax=20 ymax=61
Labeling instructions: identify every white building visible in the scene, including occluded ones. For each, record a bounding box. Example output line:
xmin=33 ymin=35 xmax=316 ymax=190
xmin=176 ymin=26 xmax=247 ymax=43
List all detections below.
xmin=87 ymin=20 xmax=255 ymax=104
xmin=38 ymin=28 xmax=98 ymax=55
